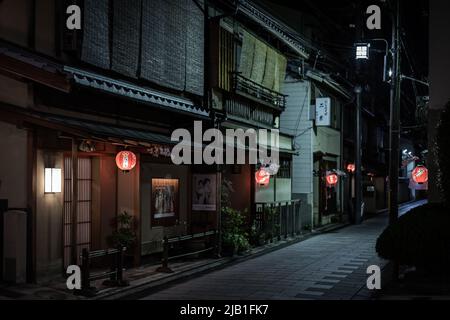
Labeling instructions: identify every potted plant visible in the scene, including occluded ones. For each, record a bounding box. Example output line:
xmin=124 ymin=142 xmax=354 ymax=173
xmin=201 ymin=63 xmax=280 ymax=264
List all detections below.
xmin=108 ymin=211 xmax=137 ymax=253
xmin=250 ymin=221 xmax=266 ymax=246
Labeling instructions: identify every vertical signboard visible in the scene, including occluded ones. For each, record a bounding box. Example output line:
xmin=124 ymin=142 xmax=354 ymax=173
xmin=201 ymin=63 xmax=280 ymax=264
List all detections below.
xmin=315 ymin=97 xmax=332 ymax=127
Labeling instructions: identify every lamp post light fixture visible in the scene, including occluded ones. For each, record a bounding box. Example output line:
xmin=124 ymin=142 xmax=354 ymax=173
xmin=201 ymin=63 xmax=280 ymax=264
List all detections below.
xmin=355 ymin=39 xmax=392 ymax=83
xmin=355 ymin=43 xmax=371 ymax=60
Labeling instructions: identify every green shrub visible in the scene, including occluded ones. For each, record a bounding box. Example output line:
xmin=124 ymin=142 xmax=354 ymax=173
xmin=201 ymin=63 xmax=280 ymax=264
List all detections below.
xmin=107 ymin=211 xmax=137 ymax=249
xmin=436 ymin=101 xmax=450 ymax=207
xmin=376 ymin=203 xmax=450 ymax=274
xmin=264 ymin=206 xmax=280 ymax=241
xmin=221 ymin=206 xmax=250 ymax=255
xmin=220 ymin=178 xmax=250 ymax=255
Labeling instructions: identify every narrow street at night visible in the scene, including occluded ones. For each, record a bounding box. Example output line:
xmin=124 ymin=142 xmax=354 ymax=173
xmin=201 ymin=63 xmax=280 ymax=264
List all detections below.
xmin=2 ymin=0 xmax=450 ymax=315
xmin=137 ymin=201 xmax=425 ymax=301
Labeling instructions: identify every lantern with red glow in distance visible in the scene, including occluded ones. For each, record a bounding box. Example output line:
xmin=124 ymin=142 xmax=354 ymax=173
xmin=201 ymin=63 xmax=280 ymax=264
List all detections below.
xmin=326 ymin=172 xmax=339 ymax=187
xmin=346 ymin=163 xmax=356 ymax=173
xmin=116 ymin=151 xmax=137 ymax=171
xmin=412 ymin=165 xmax=428 ymax=184
xmin=255 ymin=168 xmax=271 ymax=186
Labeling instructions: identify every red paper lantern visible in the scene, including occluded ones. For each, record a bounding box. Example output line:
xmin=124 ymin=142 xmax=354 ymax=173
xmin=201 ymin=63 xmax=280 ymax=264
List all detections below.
xmin=346 ymin=163 xmax=356 ymax=173
xmin=326 ymin=173 xmax=339 ymax=186
xmin=116 ymin=151 xmax=137 ymax=171
xmin=255 ymin=168 xmax=271 ymax=186
xmin=412 ymin=165 xmax=428 ymax=184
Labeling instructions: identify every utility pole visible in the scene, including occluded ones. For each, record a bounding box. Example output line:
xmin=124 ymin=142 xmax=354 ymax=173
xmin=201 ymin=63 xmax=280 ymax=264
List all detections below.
xmin=355 ymin=85 xmax=363 ymax=224
xmin=388 ymin=0 xmax=401 ymax=227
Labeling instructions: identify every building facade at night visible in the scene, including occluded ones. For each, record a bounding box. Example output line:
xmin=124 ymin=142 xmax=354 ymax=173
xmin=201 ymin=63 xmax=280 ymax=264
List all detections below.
xmin=0 ymin=0 xmax=430 ymax=287
xmin=0 ymin=0 xmax=299 ymax=283
xmin=0 ymin=0 xmax=215 ymax=282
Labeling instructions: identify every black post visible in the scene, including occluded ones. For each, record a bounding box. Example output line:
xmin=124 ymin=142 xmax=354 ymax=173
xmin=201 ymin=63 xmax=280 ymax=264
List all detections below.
xmin=26 ymin=207 xmax=33 ymax=283
xmin=388 ymin=0 xmax=402 ymax=281
xmin=80 ymin=248 xmax=90 ymax=293
xmin=214 ymin=230 xmax=220 ymax=257
xmin=0 ymin=199 xmax=7 ymax=283
xmin=298 ymin=201 xmax=302 ymax=235
xmin=116 ymin=246 xmax=128 ymax=286
xmin=355 ymin=85 xmax=363 ymax=224
xmin=389 ymin=0 xmax=402 ymax=227
xmin=156 ymin=236 xmax=173 ymax=273
xmin=292 ymin=202 xmax=295 ymax=237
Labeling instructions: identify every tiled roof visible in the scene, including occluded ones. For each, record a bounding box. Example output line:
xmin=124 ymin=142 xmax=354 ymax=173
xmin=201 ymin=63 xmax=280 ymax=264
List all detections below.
xmin=237 ymin=0 xmax=310 ymax=59
xmin=64 ymin=66 xmax=210 ymax=118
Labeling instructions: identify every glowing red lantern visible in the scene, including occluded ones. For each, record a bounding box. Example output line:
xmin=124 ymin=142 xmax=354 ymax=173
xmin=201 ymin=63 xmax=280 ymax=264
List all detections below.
xmin=346 ymin=163 xmax=356 ymax=173
xmin=412 ymin=165 xmax=428 ymax=184
xmin=255 ymin=168 xmax=271 ymax=186
xmin=326 ymin=173 xmax=339 ymax=186
xmin=116 ymin=151 xmax=137 ymax=171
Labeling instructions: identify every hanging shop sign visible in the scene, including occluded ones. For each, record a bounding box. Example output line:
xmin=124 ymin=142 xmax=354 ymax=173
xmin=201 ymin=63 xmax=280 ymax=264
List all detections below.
xmin=412 ymin=165 xmax=428 ymax=184
xmin=255 ymin=168 xmax=271 ymax=186
xmin=116 ymin=151 xmax=137 ymax=171
xmin=326 ymin=172 xmax=339 ymax=186
xmin=147 ymin=144 xmax=171 ymax=158
xmin=315 ymin=97 xmax=332 ymax=127
xmin=346 ymin=163 xmax=356 ymax=173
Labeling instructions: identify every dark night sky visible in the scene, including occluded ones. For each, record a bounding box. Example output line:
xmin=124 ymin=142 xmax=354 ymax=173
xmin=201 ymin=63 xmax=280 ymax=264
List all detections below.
xmin=260 ymin=0 xmax=429 ymax=79
xmin=260 ymin=0 xmax=429 ymax=145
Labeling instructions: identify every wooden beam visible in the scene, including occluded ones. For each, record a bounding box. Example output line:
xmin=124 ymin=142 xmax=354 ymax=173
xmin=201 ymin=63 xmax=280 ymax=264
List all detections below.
xmin=0 ymin=54 xmax=71 ymax=93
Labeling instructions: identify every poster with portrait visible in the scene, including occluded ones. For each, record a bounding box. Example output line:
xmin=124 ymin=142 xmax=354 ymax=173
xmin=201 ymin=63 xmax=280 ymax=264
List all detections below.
xmin=192 ymin=174 xmax=217 ymax=211
xmin=151 ymin=179 xmax=179 ymax=224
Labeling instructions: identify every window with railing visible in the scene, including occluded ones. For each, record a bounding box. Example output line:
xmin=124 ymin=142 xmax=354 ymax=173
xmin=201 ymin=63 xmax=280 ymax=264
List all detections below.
xmin=214 ymin=25 xmax=288 ymax=110
xmin=232 ymin=72 xmax=287 ymax=110
xmin=224 ymin=98 xmax=275 ymax=127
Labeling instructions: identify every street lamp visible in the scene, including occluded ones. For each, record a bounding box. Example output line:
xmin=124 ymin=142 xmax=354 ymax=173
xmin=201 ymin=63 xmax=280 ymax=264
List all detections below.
xmin=355 ymin=39 xmax=391 ymax=82
xmin=354 ymin=85 xmax=363 ymax=224
xmin=355 ymin=43 xmax=370 ymax=60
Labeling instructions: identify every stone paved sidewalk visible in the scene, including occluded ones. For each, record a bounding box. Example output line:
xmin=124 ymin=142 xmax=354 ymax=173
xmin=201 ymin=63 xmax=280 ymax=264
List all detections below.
xmin=138 ymin=201 xmax=425 ymax=300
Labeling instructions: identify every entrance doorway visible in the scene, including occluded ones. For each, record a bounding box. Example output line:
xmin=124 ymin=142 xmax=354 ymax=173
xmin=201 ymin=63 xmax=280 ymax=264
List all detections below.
xmin=63 ymin=157 xmax=92 ymax=267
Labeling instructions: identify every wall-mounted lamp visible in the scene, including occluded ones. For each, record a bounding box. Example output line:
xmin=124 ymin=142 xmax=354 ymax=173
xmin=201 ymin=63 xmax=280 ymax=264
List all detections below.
xmin=44 ymin=168 xmax=62 ymax=193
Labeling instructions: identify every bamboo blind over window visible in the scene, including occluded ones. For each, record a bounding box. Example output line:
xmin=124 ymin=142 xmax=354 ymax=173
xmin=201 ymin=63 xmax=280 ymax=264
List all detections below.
xmin=112 ymin=0 xmax=142 ymax=78
xmin=219 ymin=28 xmax=235 ymax=91
xmin=81 ymin=0 xmax=110 ymax=69
xmin=140 ymin=0 xmax=204 ymax=94
xmin=185 ymin=0 xmax=205 ymax=95
xmin=238 ymin=29 xmax=287 ymax=93
xmin=81 ymin=0 xmax=205 ymax=96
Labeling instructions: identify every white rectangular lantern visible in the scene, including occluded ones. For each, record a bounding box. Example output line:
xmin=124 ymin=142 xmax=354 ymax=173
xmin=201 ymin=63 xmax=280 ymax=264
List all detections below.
xmin=355 ymin=43 xmax=370 ymax=60
xmin=45 ymin=168 xmax=62 ymax=193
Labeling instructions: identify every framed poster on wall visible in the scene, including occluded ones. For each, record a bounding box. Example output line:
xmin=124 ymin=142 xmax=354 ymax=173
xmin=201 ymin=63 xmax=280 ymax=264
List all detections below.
xmin=151 ymin=178 xmax=179 ymax=226
xmin=192 ymin=174 xmax=217 ymax=211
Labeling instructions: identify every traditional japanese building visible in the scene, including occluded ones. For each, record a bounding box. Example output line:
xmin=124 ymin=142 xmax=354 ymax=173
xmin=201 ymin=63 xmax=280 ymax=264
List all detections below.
xmin=208 ymin=0 xmax=301 ymax=237
xmin=0 ymin=0 xmax=214 ymax=283
xmin=0 ymin=0 xmax=305 ymax=284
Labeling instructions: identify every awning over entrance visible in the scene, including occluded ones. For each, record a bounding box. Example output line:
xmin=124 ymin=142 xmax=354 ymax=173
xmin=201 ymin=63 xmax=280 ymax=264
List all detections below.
xmin=221 ymin=120 xmax=298 ymax=155
xmin=0 ymin=104 xmax=175 ymax=148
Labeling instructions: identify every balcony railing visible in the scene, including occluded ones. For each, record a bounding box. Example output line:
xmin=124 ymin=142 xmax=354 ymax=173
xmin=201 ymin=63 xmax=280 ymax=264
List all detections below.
xmin=232 ymin=72 xmax=287 ymax=110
